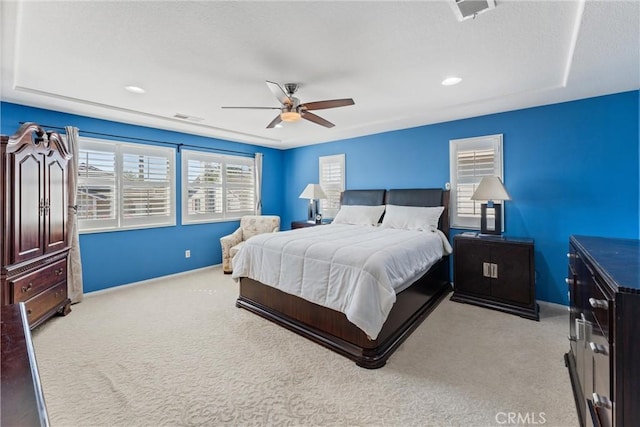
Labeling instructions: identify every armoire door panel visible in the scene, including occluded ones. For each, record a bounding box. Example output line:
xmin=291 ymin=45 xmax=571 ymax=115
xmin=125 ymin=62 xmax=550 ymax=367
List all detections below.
xmin=44 ymin=159 xmax=67 ymax=253
xmin=13 ymin=152 xmax=44 ymax=263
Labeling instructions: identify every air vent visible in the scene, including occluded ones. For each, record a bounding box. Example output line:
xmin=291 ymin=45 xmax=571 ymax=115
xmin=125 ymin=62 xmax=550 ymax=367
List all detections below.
xmin=173 ymin=113 xmax=204 ymax=122
xmin=451 ymin=0 xmax=496 ymax=21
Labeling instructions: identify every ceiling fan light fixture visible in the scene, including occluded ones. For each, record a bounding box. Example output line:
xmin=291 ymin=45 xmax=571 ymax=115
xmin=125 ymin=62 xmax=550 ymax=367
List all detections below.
xmin=281 ymin=111 xmax=301 ymax=122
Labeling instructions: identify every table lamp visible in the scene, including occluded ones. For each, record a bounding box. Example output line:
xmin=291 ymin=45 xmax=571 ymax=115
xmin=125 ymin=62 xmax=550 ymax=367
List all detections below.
xmin=299 ymin=184 xmax=327 ymax=223
xmin=470 ymin=176 xmax=510 ymax=235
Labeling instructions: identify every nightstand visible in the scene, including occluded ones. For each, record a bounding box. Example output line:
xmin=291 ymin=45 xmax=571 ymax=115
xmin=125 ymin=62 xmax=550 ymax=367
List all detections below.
xmin=291 ymin=220 xmax=331 ymax=229
xmin=451 ymin=234 xmax=539 ymax=320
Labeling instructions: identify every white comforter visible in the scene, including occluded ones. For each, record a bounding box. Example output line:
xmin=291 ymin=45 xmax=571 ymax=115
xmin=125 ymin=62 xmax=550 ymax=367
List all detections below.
xmin=231 ymin=224 xmax=452 ymax=340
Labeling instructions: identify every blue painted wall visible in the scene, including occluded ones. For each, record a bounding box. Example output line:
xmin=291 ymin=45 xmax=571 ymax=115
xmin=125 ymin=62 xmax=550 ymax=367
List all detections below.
xmin=282 ymin=91 xmax=640 ymax=305
xmin=3 ymin=90 xmax=638 ymax=303
xmin=1 ymin=102 xmax=285 ymax=292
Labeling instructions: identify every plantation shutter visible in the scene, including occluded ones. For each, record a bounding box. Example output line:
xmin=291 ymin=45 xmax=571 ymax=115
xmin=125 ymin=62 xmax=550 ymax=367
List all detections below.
xmin=181 ymin=150 xmax=256 ymax=224
xmin=225 ymin=157 xmax=255 ymax=217
xmin=319 ymin=154 xmax=345 ymax=219
xmin=121 ymin=145 xmax=174 ymax=228
xmin=77 ymin=140 xmax=118 ymax=230
xmin=450 ymin=134 xmax=503 ymax=229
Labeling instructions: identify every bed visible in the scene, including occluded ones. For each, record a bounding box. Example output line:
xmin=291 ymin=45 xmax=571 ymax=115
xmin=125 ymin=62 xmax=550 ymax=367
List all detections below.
xmin=234 ymin=188 xmax=451 ymax=368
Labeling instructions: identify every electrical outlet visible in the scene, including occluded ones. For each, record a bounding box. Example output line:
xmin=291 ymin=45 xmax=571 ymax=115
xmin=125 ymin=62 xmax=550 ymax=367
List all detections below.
xmin=185 ymin=250 xmax=191 ymax=258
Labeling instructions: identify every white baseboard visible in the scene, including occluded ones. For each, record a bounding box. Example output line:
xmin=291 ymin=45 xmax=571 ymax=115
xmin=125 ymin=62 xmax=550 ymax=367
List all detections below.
xmin=85 ymin=264 xmax=222 ymax=297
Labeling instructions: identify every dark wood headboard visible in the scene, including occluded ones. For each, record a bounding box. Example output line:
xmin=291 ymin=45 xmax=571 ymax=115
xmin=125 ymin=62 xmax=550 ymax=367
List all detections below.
xmin=340 ymin=188 xmax=450 ymax=237
xmin=340 ymin=189 xmax=385 ymax=206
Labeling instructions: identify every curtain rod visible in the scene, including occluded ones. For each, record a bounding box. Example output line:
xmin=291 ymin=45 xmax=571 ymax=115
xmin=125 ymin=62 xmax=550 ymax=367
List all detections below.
xmin=18 ymin=121 xmax=256 ymax=157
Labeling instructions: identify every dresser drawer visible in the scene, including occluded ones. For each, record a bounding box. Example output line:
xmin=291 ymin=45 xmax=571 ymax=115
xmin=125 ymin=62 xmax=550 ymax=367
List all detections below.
xmin=10 ymin=259 xmax=67 ymax=303
xmin=589 ymin=278 xmax=611 ymax=341
xmin=24 ymin=282 xmax=67 ymax=325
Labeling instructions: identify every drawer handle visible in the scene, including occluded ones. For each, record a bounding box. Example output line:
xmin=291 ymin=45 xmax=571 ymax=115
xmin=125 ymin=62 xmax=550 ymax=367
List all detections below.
xmin=56 ymin=268 xmax=64 ymax=276
xmin=27 ymin=309 xmax=32 ymax=315
xmin=21 ymin=283 xmax=33 ymax=293
xmin=592 ymin=393 xmax=612 ymax=409
xmin=566 ymin=253 xmax=574 ymax=259
xmin=589 ymin=341 xmax=609 ymax=356
xmin=565 ymin=278 xmax=574 ymax=286
xmin=589 ymin=298 xmax=608 ymax=310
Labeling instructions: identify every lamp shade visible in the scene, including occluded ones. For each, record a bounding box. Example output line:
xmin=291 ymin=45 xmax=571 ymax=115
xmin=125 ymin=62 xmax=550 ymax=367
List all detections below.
xmin=299 ymin=184 xmax=327 ymax=200
xmin=470 ymin=176 xmax=511 ymax=201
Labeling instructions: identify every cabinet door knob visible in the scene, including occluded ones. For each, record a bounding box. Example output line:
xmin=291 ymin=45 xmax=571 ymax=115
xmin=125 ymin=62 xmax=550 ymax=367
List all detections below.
xmin=589 ymin=298 xmax=608 ymax=310
xmin=592 ymin=393 xmax=612 ymax=409
xmin=589 ymin=341 xmax=609 ymax=355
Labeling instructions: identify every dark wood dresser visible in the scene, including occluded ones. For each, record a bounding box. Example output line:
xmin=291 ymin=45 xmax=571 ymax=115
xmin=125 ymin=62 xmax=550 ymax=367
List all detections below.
xmin=565 ymin=235 xmax=640 ymax=427
xmin=451 ymin=234 xmax=539 ymax=320
xmin=1 ymin=303 xmax=49 ymax=426
xmin=1 ymin=123 xmax=72 ymax=329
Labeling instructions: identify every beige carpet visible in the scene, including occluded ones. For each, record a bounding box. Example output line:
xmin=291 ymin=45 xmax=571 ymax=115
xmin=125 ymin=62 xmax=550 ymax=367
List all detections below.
xmin=32 ymin=266 xmax=577 ymax=427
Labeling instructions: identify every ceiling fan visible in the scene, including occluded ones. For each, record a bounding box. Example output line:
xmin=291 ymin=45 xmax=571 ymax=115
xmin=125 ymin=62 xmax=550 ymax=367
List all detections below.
xmin=222 ymin=81 xmax=355 ymax=129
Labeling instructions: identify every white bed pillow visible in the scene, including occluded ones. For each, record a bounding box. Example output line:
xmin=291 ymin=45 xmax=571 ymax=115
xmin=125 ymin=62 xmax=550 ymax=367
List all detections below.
xmin=332 ymin=205 xmax=386 ymax=226
xmin=381 ymin=204 xmax=445 ymax=231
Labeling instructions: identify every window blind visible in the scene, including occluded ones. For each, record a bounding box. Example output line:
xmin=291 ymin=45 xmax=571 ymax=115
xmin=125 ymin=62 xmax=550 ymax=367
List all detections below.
xmin=77 ymin=138 xmax=176 ymax=232
xmin=319 ymin=154 xmax=345 ymax=219
xmin=449 ymin=134 xmax=503 ymax=230
xmin=182 ymin=150 xmax=256 ymax=224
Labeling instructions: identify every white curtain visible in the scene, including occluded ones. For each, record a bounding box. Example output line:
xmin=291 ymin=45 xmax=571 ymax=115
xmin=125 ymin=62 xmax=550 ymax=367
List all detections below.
xmin=65 ymin=126 xmax=84 ymax=303
xmin=254 ymin=152 xmax=263 ymax=214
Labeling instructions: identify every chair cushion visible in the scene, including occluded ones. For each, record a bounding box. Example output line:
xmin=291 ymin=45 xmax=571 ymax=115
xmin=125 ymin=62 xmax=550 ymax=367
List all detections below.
xmin=241 ymin=216 xmax=280 ymax=240
xmin=230 ymin=241 xmax=245 ymax=259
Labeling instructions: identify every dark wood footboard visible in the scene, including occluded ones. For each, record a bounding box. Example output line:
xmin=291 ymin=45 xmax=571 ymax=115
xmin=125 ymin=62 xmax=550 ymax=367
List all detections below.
xmin=236 ymin=256 xmax=451 ymax=369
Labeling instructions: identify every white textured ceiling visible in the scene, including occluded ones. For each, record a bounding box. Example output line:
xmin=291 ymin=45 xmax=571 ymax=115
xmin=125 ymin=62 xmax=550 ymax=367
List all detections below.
xmin=1 ymin=0 xmax=638 ymax=149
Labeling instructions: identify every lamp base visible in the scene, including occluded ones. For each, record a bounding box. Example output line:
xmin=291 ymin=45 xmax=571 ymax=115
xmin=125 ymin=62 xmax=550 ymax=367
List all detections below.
xmin=480 ymin=203 xmax=502 ymax=235
xmin=308 ymin=199 xmax=320 ymax=222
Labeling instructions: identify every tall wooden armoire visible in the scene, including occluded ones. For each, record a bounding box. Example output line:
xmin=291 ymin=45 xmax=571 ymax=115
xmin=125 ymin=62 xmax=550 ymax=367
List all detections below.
xmin=1 ymin=122 xmax=72 ymax=328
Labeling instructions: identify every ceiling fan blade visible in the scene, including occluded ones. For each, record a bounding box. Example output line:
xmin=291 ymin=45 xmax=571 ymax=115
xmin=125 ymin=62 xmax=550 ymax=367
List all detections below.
xmin=301 ymin=98 xmax=355 ymax=111
xmin=265 ymin=80 xmax=292 ymax=105
xmin=266 ymin=114 xmax=283 ymax=129
xmin=221 ymin=106 xmax=281 ymax=110
xmin=302 ymin=111 xmax=335 ymax=128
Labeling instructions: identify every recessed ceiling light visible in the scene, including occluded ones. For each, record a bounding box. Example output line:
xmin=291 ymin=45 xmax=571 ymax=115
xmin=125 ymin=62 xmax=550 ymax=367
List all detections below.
xmin=124 ymin=85 xmax=146 ymax=94
xmin=441 ymin=77 xmax=462 ymax=86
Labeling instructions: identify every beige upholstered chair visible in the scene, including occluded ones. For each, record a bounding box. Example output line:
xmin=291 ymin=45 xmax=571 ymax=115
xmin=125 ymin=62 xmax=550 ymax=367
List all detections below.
xmin=220 ymin=215 xmax=280 ymax=274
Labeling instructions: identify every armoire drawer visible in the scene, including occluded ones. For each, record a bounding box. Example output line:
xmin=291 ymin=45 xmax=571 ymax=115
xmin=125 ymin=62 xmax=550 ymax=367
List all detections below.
xmin=24 ymin=282 xmax=67 ymax=325
xmin=10 ymin=259 xmax=67 ymax=303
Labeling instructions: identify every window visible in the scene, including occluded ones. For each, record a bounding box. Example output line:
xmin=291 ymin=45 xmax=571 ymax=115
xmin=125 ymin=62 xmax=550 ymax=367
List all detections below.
xmin=449 ymin=134 xmax=504 ymax=230
xmin=319 ymin=154 xmax=345 ymax=219
xmin=77 ymin=138 xmax=176 ymax=232
xmin=182 ymin=150 xmax=255 ymax=224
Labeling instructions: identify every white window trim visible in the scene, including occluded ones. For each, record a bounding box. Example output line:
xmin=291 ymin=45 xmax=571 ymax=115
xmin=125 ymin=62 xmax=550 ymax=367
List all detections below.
xmin=449 ymin=134 xmax=504 ymax=230
xmin=319 ymin=154 xmax=345 ymax=219
xmin=78 ymin=137 xmax=176 ymax=234
xmin=181 ymin=149 xmax=256 ymax=225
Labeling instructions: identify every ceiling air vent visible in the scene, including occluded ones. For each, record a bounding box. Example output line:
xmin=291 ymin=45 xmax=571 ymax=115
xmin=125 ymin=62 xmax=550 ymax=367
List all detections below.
xmin=451 ymin=0 xmax=496 ymax=21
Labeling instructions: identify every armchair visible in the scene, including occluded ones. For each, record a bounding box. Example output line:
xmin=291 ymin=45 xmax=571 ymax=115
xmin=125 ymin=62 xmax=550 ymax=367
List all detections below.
xmin=220 ymin=215 xmax=280 ymax=274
